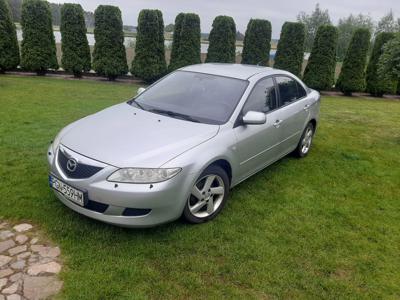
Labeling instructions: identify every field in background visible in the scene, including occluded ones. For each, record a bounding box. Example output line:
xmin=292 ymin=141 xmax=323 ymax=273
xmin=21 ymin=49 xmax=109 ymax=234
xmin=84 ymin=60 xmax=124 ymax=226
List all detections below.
xmin=0 ymin=75 xmax=399 ymax=299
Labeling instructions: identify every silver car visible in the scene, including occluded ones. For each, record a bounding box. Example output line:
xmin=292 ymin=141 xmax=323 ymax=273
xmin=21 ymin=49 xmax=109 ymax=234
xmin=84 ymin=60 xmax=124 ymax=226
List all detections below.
xmin=47 ymin=64 xmax=320 ymax=227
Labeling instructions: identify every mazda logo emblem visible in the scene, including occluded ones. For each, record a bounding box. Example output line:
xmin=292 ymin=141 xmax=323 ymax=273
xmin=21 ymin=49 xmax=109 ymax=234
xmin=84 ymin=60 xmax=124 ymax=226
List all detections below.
xmin=66 ymin=158 xmax=78 ymax=172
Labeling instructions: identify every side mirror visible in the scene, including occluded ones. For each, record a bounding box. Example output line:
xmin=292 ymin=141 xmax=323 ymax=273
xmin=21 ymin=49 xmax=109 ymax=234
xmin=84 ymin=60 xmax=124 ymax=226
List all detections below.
xmin=137 ymin=87 xmax=146 ymax=95
xmin=242 ymin=111 xmax=266 ymax=125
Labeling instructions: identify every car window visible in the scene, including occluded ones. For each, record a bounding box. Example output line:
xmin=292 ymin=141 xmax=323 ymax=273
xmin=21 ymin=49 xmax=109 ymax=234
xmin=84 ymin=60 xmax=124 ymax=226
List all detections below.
xmin=276 ymin=76 xmax=307 ymax=107
xmin=242 ymin=77 xmax=277 ymax=114
xmin=297 ymin=81 xmax=307 ymax=98
xmin=275 ymin=76 xmax=299 ymax=106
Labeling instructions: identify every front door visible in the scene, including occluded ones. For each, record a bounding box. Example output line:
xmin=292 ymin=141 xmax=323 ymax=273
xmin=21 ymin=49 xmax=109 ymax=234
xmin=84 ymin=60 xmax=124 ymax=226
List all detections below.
xmin=234 ymin=77 xmax=283 ymax=181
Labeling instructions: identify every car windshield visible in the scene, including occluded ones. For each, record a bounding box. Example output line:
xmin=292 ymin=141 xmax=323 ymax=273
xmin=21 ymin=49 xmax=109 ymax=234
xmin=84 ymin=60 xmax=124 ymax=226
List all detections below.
xmin=129 ymin=71 xmax=249 ymax=125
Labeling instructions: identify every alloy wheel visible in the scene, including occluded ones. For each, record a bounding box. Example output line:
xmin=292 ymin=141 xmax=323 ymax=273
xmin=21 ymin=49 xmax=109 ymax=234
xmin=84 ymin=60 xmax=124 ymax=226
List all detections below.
xmin=188 ymin=175 xmax=225 ymax=218
xmin=301 ymin=127 xmax=313 ymax=154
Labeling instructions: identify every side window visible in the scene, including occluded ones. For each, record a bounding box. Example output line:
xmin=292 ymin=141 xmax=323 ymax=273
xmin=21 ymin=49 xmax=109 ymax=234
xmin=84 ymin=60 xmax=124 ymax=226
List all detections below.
xmin=297 ymin=81 xmax=307 ymax=98
xmin=276 ymin=76 xmax=298 ymax=106
xmin=242 ymin=78 xmax=277 ymax=114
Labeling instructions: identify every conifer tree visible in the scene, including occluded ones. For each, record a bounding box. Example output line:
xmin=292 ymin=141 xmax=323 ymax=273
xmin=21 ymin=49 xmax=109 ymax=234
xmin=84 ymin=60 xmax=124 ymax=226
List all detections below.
xmin=336 ymin=28 xmax=371 ymax=95
xmin=206 ymin=16 xmax=236 ymax=63
xmin=241 ymin=19 xmax=272 ymax=66
xmin=132 ymin=9 xmax=167 ymax=82
xmin=92 ymin=5 xmax=128 ymax=80
xmin=303 ymin=25 xmax=338 ymax=90
xmin=0 ymin=0 xmax=19 ymax=72
xmin=273 ymin=22 xmax=305 ymax=77
xmin=60 ymin=3 xmax=91 ymax=77
xmin=169 ymin=13 xmax=201 ymax=71
xmin=20 ymin=0 xmax=58 ymax=75
xmin=366 ymin=32 xmax=396 ymax=96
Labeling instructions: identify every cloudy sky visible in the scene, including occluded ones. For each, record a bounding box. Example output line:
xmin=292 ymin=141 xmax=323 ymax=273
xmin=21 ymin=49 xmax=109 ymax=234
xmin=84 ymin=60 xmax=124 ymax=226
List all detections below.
xmin=56 ymin=0 xmax=399 ymax=38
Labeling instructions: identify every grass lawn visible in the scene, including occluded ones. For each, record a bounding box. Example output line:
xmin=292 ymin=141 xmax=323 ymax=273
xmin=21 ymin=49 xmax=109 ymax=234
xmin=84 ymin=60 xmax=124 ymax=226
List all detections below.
xmin=0 ymin=75 xmax=399 ymax=299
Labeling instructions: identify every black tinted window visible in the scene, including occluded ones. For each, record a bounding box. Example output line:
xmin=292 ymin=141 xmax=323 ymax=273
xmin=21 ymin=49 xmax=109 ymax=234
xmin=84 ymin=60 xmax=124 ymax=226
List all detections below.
xmin=276 ymin=76 xmax=307 ymax=107
xmin=132 ymin=71 xmax=248 ymax=125
xmin=297 ymin=82 xmax=307 ymax=98
xmin=242 ymin=78 xmax=277 ymax=114
xmin=276 ymin=76 xmax=298 ymax=105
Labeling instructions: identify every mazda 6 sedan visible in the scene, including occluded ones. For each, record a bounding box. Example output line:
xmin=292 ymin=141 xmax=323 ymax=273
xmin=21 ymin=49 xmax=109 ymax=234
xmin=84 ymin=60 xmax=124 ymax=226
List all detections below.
xmin=47 ymin=63 xmax=320 ymax=227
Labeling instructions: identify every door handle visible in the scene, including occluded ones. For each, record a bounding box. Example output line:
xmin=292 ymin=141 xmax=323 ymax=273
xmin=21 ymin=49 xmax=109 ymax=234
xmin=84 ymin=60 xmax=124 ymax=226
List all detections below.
xmin=304 ymin=104 xmax=311 ymax=111
xmin=273 ymin=119 xmax=283 ymax=128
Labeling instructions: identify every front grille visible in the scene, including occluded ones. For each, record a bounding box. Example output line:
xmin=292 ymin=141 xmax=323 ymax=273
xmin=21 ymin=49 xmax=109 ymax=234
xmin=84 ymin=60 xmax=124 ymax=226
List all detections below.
xmin=58 ymin=149 xmax=103 ymax=179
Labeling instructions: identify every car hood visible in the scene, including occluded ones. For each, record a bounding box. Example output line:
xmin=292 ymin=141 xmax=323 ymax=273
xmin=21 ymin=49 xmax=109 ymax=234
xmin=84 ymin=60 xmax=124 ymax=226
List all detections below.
xmin=60 ymin=103 xmax=219 ymax=167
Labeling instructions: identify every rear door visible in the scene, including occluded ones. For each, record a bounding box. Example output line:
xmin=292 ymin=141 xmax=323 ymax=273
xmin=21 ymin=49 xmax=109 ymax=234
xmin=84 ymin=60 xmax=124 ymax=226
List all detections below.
xmin=274 ymin=76 xmax=311 ymax=155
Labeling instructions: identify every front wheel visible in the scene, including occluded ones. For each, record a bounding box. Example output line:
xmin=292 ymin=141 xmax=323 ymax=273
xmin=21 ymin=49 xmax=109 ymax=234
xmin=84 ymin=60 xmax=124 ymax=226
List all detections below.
xmin=183 ymin=165 xmax=229 ymax=224
xmin=294 ymin=122 xmax=315 ymax=158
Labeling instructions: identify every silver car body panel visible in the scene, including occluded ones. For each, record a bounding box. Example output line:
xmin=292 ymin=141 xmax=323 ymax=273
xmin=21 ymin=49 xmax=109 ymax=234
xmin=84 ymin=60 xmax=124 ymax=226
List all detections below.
xmin=48 ymin=63 xmax=320 ymax=227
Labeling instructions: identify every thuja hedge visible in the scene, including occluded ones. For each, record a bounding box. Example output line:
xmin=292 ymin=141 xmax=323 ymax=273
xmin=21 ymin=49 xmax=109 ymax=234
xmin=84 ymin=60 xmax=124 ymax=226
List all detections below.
xmin=366 ymin=32 xmax=396 ymax=97
xmin=336 ymin=28 xmax=371 ymax=96
xmin=273 ymin=22 xmax=305 ymax=77
xmin=169 ymin=13 xmax=201 ymax=71
xmin=155 ymin=10 xmax=167 ymax=76
xmin=241 ymin=19 xmax=271 ymax=66
xmin=60 ymin=3 xmax=91 ymax=77
xmin=303 ymin=25 xmax=338 ymax=90
xmin=20 ymin=0 xmax=58 ymax=75
xmin=92 ymin=5 xmax=128 ymax=80
xmin=206 ymin=16 xmax=236 ymax=63
xmin=0 ymin=0 xmax=19 ymax=72
xmin=132 ymin=9 xmax=167 ymax=83
xmin=169 ymin=13 xmax=185 ymax=72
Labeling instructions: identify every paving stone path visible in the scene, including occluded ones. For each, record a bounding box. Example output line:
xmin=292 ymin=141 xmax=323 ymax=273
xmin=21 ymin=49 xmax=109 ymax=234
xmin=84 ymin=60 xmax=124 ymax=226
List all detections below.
xmin=0 ymin=221 xmax=63 ymax=300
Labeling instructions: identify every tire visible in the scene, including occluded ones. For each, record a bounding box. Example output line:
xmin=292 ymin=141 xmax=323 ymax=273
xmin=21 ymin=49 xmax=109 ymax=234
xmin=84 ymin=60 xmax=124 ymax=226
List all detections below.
xmin=183 ymin=165 xmax=230 ymax=224
xmin=294 ymin=122 xmax=315 ymax=158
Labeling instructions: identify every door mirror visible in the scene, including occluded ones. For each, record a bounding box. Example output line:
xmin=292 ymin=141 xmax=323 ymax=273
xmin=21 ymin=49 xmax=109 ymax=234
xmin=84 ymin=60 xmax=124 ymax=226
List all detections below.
xmin=137 ymin=87 xmax=146 ymax=95
xmin=242 ymin=111 xmax=266 ymax=125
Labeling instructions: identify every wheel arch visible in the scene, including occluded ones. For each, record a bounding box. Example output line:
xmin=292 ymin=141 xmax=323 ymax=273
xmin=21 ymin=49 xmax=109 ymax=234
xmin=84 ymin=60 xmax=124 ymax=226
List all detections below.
xmin=206 ymin=159 xmax=233 ymax=185
xmin=309 ymin=118 xmax=317 ymax=130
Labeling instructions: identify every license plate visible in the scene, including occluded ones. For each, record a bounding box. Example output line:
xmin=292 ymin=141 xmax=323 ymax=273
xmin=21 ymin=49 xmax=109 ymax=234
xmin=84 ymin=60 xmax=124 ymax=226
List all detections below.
xmin=49 ymin=175 xmax=85 ymax=206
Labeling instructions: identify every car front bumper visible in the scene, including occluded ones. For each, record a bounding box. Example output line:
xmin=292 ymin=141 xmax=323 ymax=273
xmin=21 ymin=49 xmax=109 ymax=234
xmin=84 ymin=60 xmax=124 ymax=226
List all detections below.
xmin=47 ymin=144 xmax=195 ymax=227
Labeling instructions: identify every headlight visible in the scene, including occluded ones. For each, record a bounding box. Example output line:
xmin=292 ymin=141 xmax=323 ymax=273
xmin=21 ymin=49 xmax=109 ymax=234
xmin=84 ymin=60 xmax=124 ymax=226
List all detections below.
xmin=107 ymin=168 xmax=181 ymax=183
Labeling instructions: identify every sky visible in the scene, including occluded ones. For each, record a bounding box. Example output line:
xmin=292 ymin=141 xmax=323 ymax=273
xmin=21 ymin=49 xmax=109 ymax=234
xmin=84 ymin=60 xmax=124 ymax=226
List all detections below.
xmin=56 ymin=0 xmax=400 ymax=38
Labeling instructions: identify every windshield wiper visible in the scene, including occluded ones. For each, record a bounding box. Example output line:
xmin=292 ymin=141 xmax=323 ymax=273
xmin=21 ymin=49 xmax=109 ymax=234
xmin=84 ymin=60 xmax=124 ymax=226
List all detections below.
xmin=149 ymin=109 xmax=201 ymax=123
xmin=128 ymin=99 xmax=146 ymax=111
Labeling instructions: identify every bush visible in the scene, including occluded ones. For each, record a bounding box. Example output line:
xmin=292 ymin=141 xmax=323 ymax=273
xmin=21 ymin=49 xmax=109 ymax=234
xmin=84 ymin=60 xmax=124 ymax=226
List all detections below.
xmin=241 ymin=19 xmax=271 ymax=66
xmin=92 ymin=5 xmax=128 ymax=80
xmin=155 ymin=10 xmax=167 ymax=75
xmin=273 ymin=22 xmax=305 ymax=77
xmin=378 ymin=35 xmax=400 ymax=81
xmin=303 ymin=25 xmax=338 ymax=90
xmin=206 ymin=16 xmax=236 ymax=63
xmin=169 ymin=13 xmax=201 ymax=71
xmin=60 ymin=3 xmax=91 ymax=78
xmin=169 ymin=13 xmax=185 ymax=72
xmin=132 ymin=9 xmax=167 ymax=82
xmin=336 ymin=28 xmax=371 ymax=95
xmin=366 ymin=32 xmax=396 ymax=96
xmin=20 ymin=0 xmax=58 ymax=75
xmin=0 ymin=0 xmax=19 ymax=72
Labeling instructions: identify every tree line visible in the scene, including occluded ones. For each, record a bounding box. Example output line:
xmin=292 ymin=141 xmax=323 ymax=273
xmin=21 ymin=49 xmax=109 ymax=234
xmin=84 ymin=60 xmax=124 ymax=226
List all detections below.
xmin=297 ymin=4 xmax=400 ymax=61
xmin=6 ymin=0 xmax=95 ymax=27
xmin=0 ymin=0 xmax=399 ymax=96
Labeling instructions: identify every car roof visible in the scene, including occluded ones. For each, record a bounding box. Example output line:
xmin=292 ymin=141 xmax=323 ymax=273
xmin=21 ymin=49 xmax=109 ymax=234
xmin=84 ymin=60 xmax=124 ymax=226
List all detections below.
xmin=180 ymin=63 xmax=281 ymax=80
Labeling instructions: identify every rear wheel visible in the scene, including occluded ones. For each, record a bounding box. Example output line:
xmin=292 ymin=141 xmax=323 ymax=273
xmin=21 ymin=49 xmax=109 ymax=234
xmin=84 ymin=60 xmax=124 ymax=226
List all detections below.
xmin=294 ymin=122 xmax=315 ymax=158
xmin=183 ymin=165 xmax=229 ymax=224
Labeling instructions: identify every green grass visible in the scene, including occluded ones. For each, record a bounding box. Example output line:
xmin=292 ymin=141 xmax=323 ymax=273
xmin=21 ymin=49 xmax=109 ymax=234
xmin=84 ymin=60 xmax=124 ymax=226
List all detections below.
xmin=0 ymin=75 xmax=399 ymax=299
